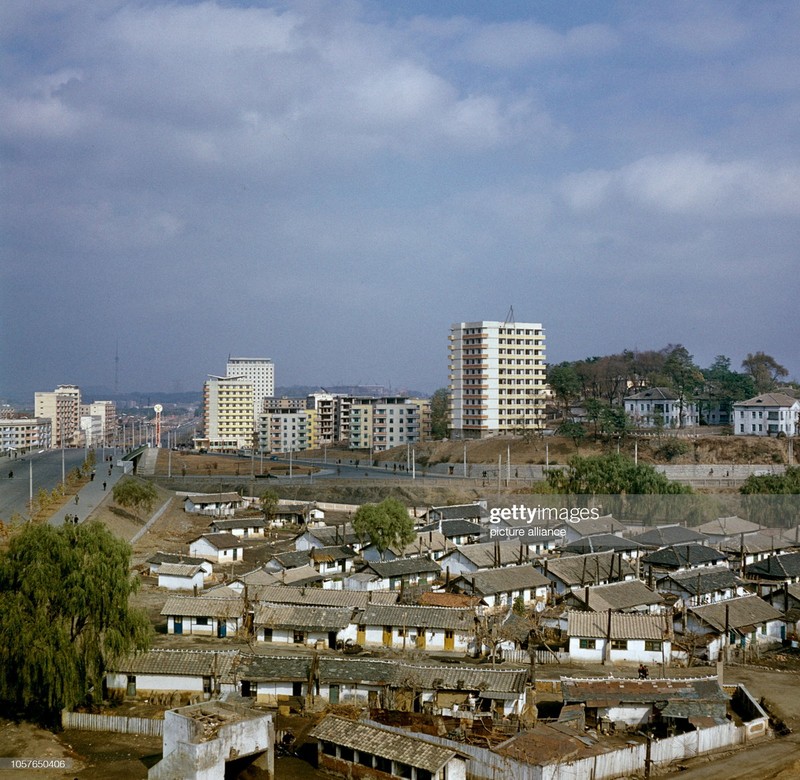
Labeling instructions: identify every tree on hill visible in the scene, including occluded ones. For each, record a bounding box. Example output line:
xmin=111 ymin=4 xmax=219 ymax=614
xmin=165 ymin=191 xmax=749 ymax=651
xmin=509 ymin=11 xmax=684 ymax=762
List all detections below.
xmin=352 ymin=497 xmax=416 ymax=558
xmin=0 ymin=521 xmax=150 ymax=724
xmin=663 ymin=345 xmax=704 ymax=427
xmin=430 ymin=388 xmax=450 ymax=439
xmin=741 ymin=352 xmax=789 ymax=394
xmin=545 ymin=453 xmax=691 ymax=495
xmin=702 ymin=355 xmax=756 ymax=420
xmin=112 ymin=478 xmax=158 ymax=521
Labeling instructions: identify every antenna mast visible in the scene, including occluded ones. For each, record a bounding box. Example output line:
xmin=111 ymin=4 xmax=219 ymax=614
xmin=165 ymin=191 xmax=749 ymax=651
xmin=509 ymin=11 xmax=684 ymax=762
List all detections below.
xmin=502 ymin=305 xmax=515 ymax=328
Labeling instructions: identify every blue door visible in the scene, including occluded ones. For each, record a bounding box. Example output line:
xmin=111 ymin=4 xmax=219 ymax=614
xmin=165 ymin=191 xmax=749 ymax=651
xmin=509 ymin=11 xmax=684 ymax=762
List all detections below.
xmin=174 ymin=617 xmax=183 ymax=635
xmin=218 ymin=622 xmax=227 ymax=638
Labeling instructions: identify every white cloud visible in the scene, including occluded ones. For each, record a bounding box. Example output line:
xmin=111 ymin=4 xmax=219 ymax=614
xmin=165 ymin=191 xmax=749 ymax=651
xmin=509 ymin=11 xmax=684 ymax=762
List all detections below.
xmin=561 ymin=153 xmax=800 ymax=217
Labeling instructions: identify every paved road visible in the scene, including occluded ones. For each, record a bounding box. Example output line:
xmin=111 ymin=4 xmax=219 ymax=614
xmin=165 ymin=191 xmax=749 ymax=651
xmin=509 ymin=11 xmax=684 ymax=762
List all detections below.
xmin=0 ymin=449 xmax=87 ymax=522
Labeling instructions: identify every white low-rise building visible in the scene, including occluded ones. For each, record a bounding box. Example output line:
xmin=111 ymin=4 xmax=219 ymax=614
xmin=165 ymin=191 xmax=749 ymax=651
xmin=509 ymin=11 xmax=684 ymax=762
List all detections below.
xmin=733 ymin=393 xmax=799 ymax=437
xmin=567 ymin=611 xmax=673 ymax=665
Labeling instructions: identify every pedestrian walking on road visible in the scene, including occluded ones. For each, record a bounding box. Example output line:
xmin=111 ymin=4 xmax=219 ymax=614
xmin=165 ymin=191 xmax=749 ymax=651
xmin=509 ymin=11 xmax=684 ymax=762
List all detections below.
xmin=74 ymin=495 xmax=79 ymax=505
xmin=102 ymin=482 xmax=107 ymax=491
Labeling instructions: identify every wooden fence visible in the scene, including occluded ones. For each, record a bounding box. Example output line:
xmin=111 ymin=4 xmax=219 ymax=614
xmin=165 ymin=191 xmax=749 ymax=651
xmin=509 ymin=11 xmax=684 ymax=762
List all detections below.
xmin=61 ymin=710 xmax=163 ymax=737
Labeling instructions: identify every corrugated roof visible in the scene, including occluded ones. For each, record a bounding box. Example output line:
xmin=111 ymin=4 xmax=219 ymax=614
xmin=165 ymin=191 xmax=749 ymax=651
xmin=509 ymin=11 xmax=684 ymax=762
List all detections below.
xmin=310 ymin=716 xmax=457 ymax=772
xmin=439 ymin=540 xmax=530 ymax=569
xmin=567 ymin=610 xmax=669 ymax=640
xmin=211 ymin=517 xmax=266 ymax=530
xmin=456 ymin=564 xmax=550 ymax=595
xmin=418 ymin=519 xmax=483 ymax=538
xmin=695 ymin=516 xmax=762 ymax=537
xmin=161 ymin=594 xmax=244 ymax=618
xmin=542 ymin=551 xmax=634 ymax=586
xmin=358 ymin=604 xmax=476 ymax=631
xmin=630 ymin=525 xmax=709 ymax=548
xmin=568 ymin=580 xmax=664 ymax=611
xmin=253 ymin=603 xmax=354 ymax=631
xmin=561 ymin=676 xmax=728 ymax=707
xmin=158 ymin=563 xmax=204 ymax=577
xmin=689 ymin=595 xmax=784 ymax=631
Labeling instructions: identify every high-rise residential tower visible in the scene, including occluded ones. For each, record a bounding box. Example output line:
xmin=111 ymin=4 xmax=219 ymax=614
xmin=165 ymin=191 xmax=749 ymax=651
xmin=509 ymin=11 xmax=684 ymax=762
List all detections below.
xmin=448 ymin=320 xmax=546 ymax=438
xmin=226 ymin=357 xmax=274 ymax=418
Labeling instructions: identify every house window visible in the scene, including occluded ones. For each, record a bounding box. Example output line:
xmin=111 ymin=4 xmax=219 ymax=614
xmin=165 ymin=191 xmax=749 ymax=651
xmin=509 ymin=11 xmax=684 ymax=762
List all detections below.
xmin=195 ymin=617 xmax=208 ymax=626
xmin=645 ymin=640 xmax=662 ymax=652
xmin=579 ymin=638 xmax=596 ymax=649
xmin=610 ymin=639 xmax=628 ymax=650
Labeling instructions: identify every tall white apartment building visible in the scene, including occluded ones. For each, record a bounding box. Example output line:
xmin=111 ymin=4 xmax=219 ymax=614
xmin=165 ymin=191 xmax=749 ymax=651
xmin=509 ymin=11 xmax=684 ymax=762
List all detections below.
xmin=449 ymin=320 xmax=546 ymax=438
xmin=350 ymin=397 xmax=430 ymax=452
xmin=226 ymin=357 xmax=274 ymax=418
xmin=34 ymin=385 xmax=82 ymax=447
xmin=81 ymin=400 xmax=117 ymax=446
xmin=197 ymin=375 xmax=255 ymax=452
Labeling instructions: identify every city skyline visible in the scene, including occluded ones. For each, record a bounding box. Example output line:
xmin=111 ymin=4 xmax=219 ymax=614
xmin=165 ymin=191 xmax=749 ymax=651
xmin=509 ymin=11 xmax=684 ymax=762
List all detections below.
xmin=2 ymin=1 xmax=799 ymax=399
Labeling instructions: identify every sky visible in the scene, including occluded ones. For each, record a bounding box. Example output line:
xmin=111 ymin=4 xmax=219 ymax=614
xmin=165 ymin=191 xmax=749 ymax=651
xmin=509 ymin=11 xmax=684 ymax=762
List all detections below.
xmin=2 ymin=0 xmax=799 ymax=402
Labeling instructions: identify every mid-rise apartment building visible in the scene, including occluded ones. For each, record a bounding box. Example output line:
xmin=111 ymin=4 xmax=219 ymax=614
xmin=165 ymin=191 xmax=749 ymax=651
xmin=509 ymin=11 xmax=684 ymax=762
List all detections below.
xmin=449 ymin=320 xmax=546 ymax=438
xmin=34 ymin=385 xmax=82 ymax=446
xmin=257 ymin=398 xmax=311 ymax=454
xmin=226 ymin=357 xmax=274 ymax=419
xmin=349 ymin=397 xmax=430 ymax=452
xmin=81 ymin=400 xmax=117 ymax=446
xmin=195 ymin=375 xmax=255 ymax=452
xmin=0 ymin=418 xmax=52 ymax=454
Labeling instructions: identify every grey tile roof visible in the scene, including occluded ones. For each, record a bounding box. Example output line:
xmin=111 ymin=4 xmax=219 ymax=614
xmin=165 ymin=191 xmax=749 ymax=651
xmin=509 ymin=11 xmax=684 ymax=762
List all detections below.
xmin=455 ymin=564 xmax=550 ymax=595
xmin=695 ymin=516 xmax=762 ymax=537
xmin=642 ymin=544 xmax=726 ymax=569
xmin=559 ymin=514 xmax=626 ymax=537
xmin=361 ymin=558 xmax=442 ymax=578
xmin=310 ymin=716 xmax=457 ymax=772
xmin=358 ymin=604 xmax=476 ymax=631
xmin=567 ymin=610 xmax=671 ymax=640
xmin=659 ymin=565 xmax=742 ymax=595
xmin=426 ymin=503 xmax=488 ymax=521
xmin=719 ymin=532 xmax=792 ymax=555
xmin=542 ymin=551 xmax=634 ymax=586
xmin=210 ymin=518 xmax=266 ymax=530
xmin=734 ymin=393 xmax=799 ymax=408
xmin=418 ymin=519 xmax=483 ymax=538
xmin=563 ymin=534 xmax=643 ymax=555
xmin=237 ymin=654 xmax=311 ymax=682
xmin=624 ymin=387 xmax=680 ymax=401
xmin=688 ymin=595 xmax=784 ymax=631
xmin=253 ymin=603 xmax=355 ymax=631
xmin=112 ymin=649 xmax=238 ymax=682
xmin=746 ymin=551 xmax=800 ymax=579
xmin=192 ymin=532 xmax=244 ymax=550
xmin=186 ymin=493 xmax=243 ymax=505
xmin=629 ymin=525 xmax=710 ymax=548
xmin=568 ymin=580 xmax=664 ymax=611
xmin=147 ymin=552 xmax=210 ymax=567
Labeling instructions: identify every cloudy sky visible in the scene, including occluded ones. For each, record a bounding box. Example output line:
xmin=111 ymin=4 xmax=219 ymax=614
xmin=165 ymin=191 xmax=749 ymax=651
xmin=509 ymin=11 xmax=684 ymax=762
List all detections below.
xmin=2 ymin=0 xmax=799 ymax=401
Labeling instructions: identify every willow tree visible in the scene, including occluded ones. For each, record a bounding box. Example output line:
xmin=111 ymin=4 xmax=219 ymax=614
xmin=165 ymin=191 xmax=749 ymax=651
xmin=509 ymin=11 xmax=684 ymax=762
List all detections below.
xmin=0 ymin=521 xmax=150 ymax=724
xmin=353 ymin=498 xmax=416 ymax=558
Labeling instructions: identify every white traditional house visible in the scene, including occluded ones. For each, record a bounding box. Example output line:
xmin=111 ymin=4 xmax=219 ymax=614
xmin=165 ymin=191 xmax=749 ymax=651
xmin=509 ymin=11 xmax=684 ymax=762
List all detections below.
xmin=189 ymin=533 xmax=244 ymax=564
xmin=567 ymin=611 xmax=673 ymax=665
xmin=183 ymin=492 xmax=245 ymax=516
xmin=254 ymin=603 xmax=357 ymax=648
xmin=161 ymin=586 xmax=244 ymax=638
xmin=105 ymin=649 xmax=239 ymax=700
xmin=682 ymin=595 xmax=785 ymax=660
xmin=438 ymin=540 xmax=531 ymax=577
xmin=345 ymin=558 xmax=441 ymax=592
xmin=209 ymin=517 xmax=266 ymax=538
xmin=733 ymin=393 xmax=799 ymax=437
xmin=657 ymin=565 xmax=745 ymax=608
xmin=355 ymin=604 xmax=476 ymax=653
xmin=157 ymin=563 xmax=206 ymax=592
xmin=451 ymin=565 xmax=550 ymax=609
